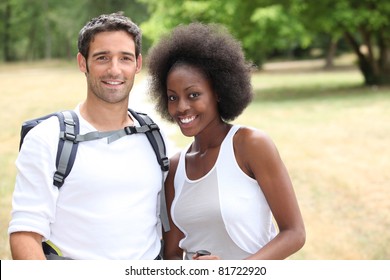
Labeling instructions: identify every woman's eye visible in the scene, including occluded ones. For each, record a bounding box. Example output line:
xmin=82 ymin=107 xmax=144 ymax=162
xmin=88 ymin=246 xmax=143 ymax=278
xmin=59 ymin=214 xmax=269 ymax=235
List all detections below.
xmin=189 ymin=92 xmax=200 ymax=98
xmin=168 ymin=95 xmax=177 ymax=101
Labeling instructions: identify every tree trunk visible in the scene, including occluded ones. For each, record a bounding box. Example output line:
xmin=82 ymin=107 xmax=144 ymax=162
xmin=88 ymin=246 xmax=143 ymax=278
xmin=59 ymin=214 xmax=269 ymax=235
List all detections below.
xmin=378 ymin=30 xmax=390 ymax=85
xmin=26 ymin=25 xmax=36 ymax=61
xmin=324 ymin=37 xmax=338 ymax=69
xmin=361 ymin=28 xmax=380 ymax=76
xmin=43 ymin=0 xmax=52 ymax=60
xmin=344 ymin=31 xmax=381 ymax=86
xmin=3 ymin=1 xmax=12 ymax=61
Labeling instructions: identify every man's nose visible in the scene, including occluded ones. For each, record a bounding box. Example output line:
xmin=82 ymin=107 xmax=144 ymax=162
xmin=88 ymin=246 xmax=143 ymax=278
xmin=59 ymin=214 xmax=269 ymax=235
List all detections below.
xmin=108 ymin=59 xmax=121 ymax=75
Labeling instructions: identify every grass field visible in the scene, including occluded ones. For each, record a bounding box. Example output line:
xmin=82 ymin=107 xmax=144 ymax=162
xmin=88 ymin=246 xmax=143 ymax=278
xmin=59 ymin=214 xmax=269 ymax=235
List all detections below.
xmin=0 ymin=58 xmax=389 ymax=260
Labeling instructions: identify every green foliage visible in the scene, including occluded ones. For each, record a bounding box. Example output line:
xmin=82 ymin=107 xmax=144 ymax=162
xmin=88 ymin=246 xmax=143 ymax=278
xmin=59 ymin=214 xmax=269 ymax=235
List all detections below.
xmin=1 ymin=0 xmax=390 ymax=85
xmin=294 ymin=0 xmax=389 ymax=33
xmin=139 ymin=0 xmax=229 ymax=42
xmin=290 ymin=0 xmax=390 ymax=85
xmin=141 ymin=0 xmax=390 ymax=82
xmin=245 ymin=5 xmax=311 ymax=65
xmin=0 ymin=0 xmax=150 ymax=61
xmin=140 ymin=0 xmax=313 ymax=66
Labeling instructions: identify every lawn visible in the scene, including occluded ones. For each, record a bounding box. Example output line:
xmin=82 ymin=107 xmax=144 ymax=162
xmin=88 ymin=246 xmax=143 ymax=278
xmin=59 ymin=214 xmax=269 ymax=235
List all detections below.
xmin=0 ymin=58 xmax=389 ymax=259
xmin=239 ymin=66 xmax=390 ymax=259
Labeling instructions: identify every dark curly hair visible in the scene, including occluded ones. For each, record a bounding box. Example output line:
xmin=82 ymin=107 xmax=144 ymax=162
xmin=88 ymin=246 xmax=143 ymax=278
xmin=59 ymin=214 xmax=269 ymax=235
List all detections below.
xmin=147 ymin=22 xmax=253 ymax=122
xmin=78 ymin=12 xmax=142 ymax=61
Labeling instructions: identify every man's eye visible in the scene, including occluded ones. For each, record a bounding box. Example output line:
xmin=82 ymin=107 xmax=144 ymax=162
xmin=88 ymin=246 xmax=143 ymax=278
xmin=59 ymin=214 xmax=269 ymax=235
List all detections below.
xmin=97 ymin=56 xmax=108 ymax=61
xmin=122 ymin=56 xmax=134 ymax=62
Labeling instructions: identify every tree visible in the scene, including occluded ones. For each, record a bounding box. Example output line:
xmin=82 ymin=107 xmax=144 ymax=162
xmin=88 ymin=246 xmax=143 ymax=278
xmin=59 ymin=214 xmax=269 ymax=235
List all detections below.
xmin=243 ymin=4 xmax=311 ymax=66
xmin=140 ymin=0 xmax=311 ymax=66
xmin=289 ymin=0 xmax=390 ymax=85
xmin=0 ymin=0 xmax=83 ymax=61
xmin=0 ymin=0 xmax=19 ymax=61
xmin=0 ymin=0 xmax=12 ymax=61
xmin=0 ymin=0 xmax=149 ymax=62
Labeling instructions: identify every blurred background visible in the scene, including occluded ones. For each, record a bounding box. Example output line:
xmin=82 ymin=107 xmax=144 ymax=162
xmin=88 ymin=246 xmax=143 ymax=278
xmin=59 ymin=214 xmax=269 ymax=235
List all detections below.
xmin=1 ymin=0 xmax=389 ymax=260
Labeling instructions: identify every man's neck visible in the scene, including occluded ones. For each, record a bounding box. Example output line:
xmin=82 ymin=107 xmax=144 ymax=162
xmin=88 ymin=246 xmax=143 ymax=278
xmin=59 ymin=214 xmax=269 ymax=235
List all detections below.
xmin=79 ymin=100 xmax=133 ymax=131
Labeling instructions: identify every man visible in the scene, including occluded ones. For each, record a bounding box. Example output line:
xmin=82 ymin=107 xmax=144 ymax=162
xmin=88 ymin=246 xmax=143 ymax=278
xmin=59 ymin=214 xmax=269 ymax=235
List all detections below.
xmin=9 ymin=12 xmax=166 ymax=259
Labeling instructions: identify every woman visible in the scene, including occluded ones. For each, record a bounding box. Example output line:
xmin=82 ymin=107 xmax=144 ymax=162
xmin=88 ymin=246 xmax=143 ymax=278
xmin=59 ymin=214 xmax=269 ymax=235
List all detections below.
xmin=147 ymin=23 xmax=305 ymax=260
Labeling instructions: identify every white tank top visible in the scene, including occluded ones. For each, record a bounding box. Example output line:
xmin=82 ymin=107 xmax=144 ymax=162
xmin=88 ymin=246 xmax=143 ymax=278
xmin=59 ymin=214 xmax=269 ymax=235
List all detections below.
xmin=172 ymin=125 xmax=277 ymax=259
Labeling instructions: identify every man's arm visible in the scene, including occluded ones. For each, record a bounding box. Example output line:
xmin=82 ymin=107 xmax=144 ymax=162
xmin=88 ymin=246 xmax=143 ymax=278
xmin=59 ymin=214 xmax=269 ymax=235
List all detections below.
xmin=10 ymin=231 xmax=46 ymax=260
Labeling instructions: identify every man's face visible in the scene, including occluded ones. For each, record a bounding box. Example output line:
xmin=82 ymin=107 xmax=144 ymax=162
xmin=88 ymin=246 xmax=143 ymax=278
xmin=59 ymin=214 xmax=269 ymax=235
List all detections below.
xmin=77 ymin=30 xmax=142 ymax=105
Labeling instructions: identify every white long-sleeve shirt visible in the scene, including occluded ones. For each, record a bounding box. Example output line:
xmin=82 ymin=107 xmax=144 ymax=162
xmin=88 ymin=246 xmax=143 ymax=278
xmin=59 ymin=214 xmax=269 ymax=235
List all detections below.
xmin=9 ymin=106 xmax=163 ymax=259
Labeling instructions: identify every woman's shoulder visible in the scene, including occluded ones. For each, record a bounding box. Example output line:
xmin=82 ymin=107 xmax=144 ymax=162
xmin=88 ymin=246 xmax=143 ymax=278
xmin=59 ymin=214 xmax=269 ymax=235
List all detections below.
xmin=234 ymin=126 xmax=274 ymax=148
xmin=233 ymin=125 xmax=280 ymax=162
xmin=232 ymin=125 xmax=281 ymax=177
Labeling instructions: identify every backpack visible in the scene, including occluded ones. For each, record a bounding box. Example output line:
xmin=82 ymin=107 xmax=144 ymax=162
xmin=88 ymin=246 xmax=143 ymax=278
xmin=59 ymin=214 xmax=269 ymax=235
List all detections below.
xmin=19 ymin=109 xmax=170 ymax=234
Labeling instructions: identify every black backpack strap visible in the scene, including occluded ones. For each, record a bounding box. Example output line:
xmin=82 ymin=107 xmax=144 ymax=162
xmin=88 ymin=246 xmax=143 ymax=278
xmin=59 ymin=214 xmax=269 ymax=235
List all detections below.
xmin=128 ymin=109 xmax=169 ymax=172
xmin=19 ymin=111 xmax=79 ymax=188
xmin=53 ymin=110 xmax=79 ymax=188
xmin=128 ymin=109 xmax=170 ymax=233
xmin=20 ymin=113 xmax=58 ymax=150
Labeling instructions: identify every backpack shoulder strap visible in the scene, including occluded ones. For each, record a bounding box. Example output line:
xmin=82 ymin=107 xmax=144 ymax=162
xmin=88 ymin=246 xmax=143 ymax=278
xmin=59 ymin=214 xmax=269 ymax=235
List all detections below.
xmin=128 ymin=109 xmax=170 ymax=233
xmin=53 ymin=110 xmax=79 ymax=188
xmin=19 ymin=110 xmax=79 ymax=188
xmin=20 ymin=112 xmax=58 ymax=150
xmin=128 ymin=109 xmax=169 ymax=172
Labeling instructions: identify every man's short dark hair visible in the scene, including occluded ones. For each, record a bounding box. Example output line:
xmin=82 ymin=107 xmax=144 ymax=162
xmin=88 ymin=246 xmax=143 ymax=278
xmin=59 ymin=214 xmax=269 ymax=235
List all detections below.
xmin=78 ymin=12 xmax=142 ymax=60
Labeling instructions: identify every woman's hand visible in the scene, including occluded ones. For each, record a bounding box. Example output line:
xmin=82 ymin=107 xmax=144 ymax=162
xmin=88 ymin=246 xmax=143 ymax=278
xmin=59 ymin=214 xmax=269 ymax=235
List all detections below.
xmin=192 ymin=250 xmax=220 ymax=260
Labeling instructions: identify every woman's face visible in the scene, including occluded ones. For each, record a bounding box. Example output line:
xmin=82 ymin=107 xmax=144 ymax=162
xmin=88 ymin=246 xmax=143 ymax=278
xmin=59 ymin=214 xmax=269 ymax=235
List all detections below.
xmin=166 ymin=64 xmax=220 ymax=137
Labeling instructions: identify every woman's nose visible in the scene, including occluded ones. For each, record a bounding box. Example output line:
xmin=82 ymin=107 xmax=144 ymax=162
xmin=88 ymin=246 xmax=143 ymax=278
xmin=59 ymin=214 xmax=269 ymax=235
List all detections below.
xmin=177 ymin=99 xmax=190 ymax=112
